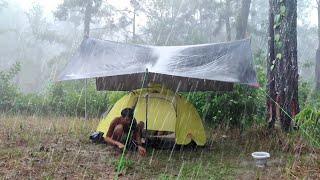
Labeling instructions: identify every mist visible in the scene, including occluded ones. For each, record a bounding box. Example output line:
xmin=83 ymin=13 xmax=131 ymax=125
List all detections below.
xmin=0 ymin=0 xmax=317 ymax=92
xmin=1 ymin=0 xmax=320 ymax=179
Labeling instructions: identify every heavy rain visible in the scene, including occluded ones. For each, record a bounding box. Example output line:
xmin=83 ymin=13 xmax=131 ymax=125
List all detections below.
xmin=0 ymin=0 xmax=319 ymax=179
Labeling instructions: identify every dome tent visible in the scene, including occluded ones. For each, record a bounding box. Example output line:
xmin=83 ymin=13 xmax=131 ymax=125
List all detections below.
xmin=96 ymin=84 xmax=206 ymax=146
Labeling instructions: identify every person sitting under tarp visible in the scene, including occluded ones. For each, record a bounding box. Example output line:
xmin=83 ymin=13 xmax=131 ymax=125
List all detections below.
xmin=104 ymin=108 xmax=146 ymax=156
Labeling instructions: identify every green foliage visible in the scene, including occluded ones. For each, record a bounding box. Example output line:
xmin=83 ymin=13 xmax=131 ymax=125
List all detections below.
xmin=298 ymin=81 xmax=313 ymax=109
xmin=295 ymin=106 xmax=320 ymax=148
xmin=275 ymin=34 xmax=280 ymax=41
xmin=270 ymin=64 xmax=275 ymax=70
xmin=276 ymin=53 xmax=282 ymax=60
xmin=42 ymin=80 xmax=125 ymax=117
xmin=117 ymin=157 xmax=134 ymax=176
xmin=3 ymin=77 xmax=126 ymax=118
xmin=184 ymin=51 xmax=267 ymax=129
xmin=1 ymin=51 xmax=268 ymax=130
xmin=274 ymin=14 xmax=281 ymax=24
xmin=0 ymin=62 xmax=21 ymax=112
xmin=159 ymin=173 xmax=171 ymax=180
xmin=295 ymin=89 xmax=320 ymax=148
xmin=13 ymin=93 xmax=46 ymax=115
xmin=280 ymin=5 xmax=286 ymax=16
xmin=185 ymin=85 xmax=264 ymax=129
xmin=1 ymin=51 xmax=268 ymax=129
xmin=143 ymin=0 xmax=234 ymax=45
xmin=45 ymin=80 xmax=110 ymax=117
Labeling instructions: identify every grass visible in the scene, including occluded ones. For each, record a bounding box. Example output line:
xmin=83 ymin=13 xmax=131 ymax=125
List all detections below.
xmin=0 ymin=115 xmax=319 ymax=179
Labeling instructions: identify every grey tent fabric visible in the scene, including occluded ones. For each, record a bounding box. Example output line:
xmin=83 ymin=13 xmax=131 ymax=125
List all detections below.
xmin=57 ymin=37 xmax=258 ymax=91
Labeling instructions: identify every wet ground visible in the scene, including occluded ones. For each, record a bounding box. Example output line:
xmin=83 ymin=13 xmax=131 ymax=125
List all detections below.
xmin=0 ymin=115 xmax=319 ymax=179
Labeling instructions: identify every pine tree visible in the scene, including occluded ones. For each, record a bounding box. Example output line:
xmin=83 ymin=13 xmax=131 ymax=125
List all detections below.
xmin=267 ymin=0 xmax=299 ymax=131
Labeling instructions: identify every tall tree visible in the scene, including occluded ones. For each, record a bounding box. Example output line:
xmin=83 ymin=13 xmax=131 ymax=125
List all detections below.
xmin=55 ymin=0 xmax=102 ymax=37
xmin=130 ymin=0 xmax=140 ymax=42
xmin=142 ymin=0 xmax=226 ymax=45
xmin=83 ymin=0 xmax=92 ymax=37
xmin=115 ymin=0 xmax=142 ymax=42
xmin=225 ymin=0 xmax=232 ymax=41
xmin=235 ymin=0 xmax=251 ymax=39
xmin=316 ymin=0 xmax=320 ymax=89
xmin=267 ymin=0 xmax=299 ymax=131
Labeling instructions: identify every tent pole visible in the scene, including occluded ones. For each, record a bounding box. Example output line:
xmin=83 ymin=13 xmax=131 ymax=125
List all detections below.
xmin=85 ymin=78 xmax=88 ymax=120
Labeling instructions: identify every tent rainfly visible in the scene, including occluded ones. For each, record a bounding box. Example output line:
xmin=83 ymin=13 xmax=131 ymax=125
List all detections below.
xmin=57 ymin=37 xmax=258 ymax=91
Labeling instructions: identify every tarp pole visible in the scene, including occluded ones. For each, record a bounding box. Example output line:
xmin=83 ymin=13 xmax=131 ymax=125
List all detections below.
xmin=145 ymin=68 xmax=149 ymax=145
xmin=202 ymin=93 xmax=212 ymax=121
xmin=85 ymin=79 xmax=88 ymax=120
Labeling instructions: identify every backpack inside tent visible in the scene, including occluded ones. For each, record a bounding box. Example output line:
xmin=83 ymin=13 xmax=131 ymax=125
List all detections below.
xmin=96 ymin=84 xmax=206 ymax=146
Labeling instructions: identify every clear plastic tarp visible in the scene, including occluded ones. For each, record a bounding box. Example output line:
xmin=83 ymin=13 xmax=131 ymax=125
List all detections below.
xmin=57 ymin=38 xmax=258 ymax=91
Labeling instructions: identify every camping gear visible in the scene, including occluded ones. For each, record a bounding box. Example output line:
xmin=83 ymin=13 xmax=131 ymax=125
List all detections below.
xmin=57 ymin=37 xmax=258 ymax=91
xmin=96 ymin=84 xmax=207 ymax=146
xmin=57 ymin=37 xmax=258 ymax=146
xmin=89 ymin=131 xmax=104 ymax=143
xmin=251 ymin=152 xmax=270 ymax=168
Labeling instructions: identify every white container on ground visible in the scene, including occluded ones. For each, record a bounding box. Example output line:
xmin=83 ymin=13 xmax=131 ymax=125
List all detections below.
xmin=251 ymin=152 xmax=270 ymax=168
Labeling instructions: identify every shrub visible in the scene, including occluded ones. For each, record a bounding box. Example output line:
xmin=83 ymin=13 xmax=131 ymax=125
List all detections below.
xmin=45 ymin=80 xmax=112 ymax=117
xmin=184 ymin=85 xmax=265 ymax=129
xmin=295 ymin=106 xmax=320 ymax=148
xmin=2 ymin=76 xmax=126 ymax=117
xmin=0 ymin=62 xmax=21 ymax=112
xmin=298 ymin=81 xmax=313 ymax=109
xmin=184 ymin=50 xmax=267 ymax=129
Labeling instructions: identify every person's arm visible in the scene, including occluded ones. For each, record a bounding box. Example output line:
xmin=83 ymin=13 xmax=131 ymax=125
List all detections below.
xmin=133 ymin=132 xmax=142 ymax=146
xmin=104 ymin=136 xmax=124 ymax=149
xmin=133 ymin=134 xmax=146 ymax=156
xmin=104 ymin=118 xmax=124 ymax=149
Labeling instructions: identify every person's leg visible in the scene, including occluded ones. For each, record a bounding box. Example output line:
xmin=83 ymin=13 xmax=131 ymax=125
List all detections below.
xmin=137 ymin=121 xmax=144 ymax=135
xmin=125 ymin=121 xmax=144 ymax=150
xmin=112 ymin=124 xmax=124 ymax=141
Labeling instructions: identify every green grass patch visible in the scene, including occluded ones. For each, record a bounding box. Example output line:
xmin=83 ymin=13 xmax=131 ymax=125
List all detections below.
xmin=0 ymin=115 xmax=319 ymax=179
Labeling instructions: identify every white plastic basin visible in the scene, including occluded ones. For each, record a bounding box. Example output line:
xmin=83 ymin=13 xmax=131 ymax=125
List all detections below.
xmin=251 ymin=152 xmax=270 ymax=167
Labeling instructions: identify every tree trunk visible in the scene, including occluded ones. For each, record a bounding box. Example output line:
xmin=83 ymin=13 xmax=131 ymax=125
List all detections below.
xmin=316 ymin=49 xmax=320 ymax=89
xmin=225 ymin=0 xmax=231 ymax=41
xmin=267 ymin=0 xmax=276 ymax=129
xmin=84 ymin=0 xmax=92 ymax=37
xmin=267 ymin=0 xmax=299 ymax=131
xmin=316 ymin=1 xmax=320 ymax=90
xmin=236 ymin=0 xmax=251 ymax=40
xmin=133 ymin=8 xmax=136 ymax=42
